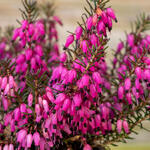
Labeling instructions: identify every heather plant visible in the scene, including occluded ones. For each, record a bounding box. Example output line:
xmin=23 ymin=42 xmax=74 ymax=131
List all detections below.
xmin=0 ymin=0 xmax=150 ymax=150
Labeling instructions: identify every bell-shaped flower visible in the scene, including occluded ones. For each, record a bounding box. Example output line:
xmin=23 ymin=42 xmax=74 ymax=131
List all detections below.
xmin=75 ymin=26 xmax=83 ymax=40
xmin=92 ymin=72 xmax=102 ymax=84
xmin=86 ymin=16 xmax=93 ymax=30
xmin=106 ymin=8 xmax=117 ymax=22
xmin=1 ymin=77 xmax=7 ymax=90
xmin=123 ymin=120 xmax=129 ymax=133
xmin=124 ymin=78 xmax=131 ymax=91
xmin=27 ymin=134 xmax=33 ymax=148
xmin=73 ymin=93 xmax=82 ymax=107
xmin=25 ymin=49 xmax=33 ymax=61
xmin=62 ymin=98 xmax=71 ymax=111
xmin=60 ymin=52 xmax=67 ymax=62
xmin=3 ymin=144 xmax=9 ymax=150
xmin=33 ymin=132 xmax=40 ymax=146
xmin=127 ymin=34 xmax=134 ymax=47
xmin=64 ymin=35 xmax=74 ymax=49
xmin=117 ymin=119 xmax=122 ymax=134
xmin=28 ymin=93 xmax=33 ymax=107
xmin=8 ymin=144 xmax=14 ymax=150
xmin=83 ymin=144 xmax=92 ymax=150
xmin=42 ymin=100 xmax=49 ymax=113
xmin=17 ymin=129 xmax=27 ymax=143
xmin=118 ymin=85 xmax=124 ymax=100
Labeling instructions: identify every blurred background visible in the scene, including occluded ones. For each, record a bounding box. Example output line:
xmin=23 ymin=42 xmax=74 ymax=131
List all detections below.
xmin=0 ymin=0 xmax=150 ymax=149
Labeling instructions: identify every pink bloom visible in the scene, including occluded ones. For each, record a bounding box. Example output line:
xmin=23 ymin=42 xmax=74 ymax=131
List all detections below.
xmin=126 ymin=92 xmax=132 ymax=105
xmin=75 ymin=26 xmax=83 ymax=40
xmin=118 ymin=85 xmax=124 ymax=100
xmin=123 ymin=120 xmax=129 ymax=133
xmin=90 ymin=84 xmax=97 ymax=98
xmin=106 ymin=8 xmax=117 ymax=22
xmin=42 ymin=100 xmax=49 ymax=113
xmin=33 ymin=132 xmax=40 ymax=146
xmin=28 ymin=93 xmax=33 ymax=107
xmin=117 ymin=119 xmax=122 ymax=134
xmin=60 ymin=52 xmax=67 ymax=62
xmin=135 ymin=67 xmax=142 ymax=79
xmin=17 ymin=129 xmax=27 ymax=143
xmin=9 ymin=76 xmax=14 ymax=89
xmin=78 ymin=74 xmax=90 ymax=89
xmin=8 ymin=144 xmax=14 ymax=150
xmin=81 ymin=40 xmax=88 ymax=53
xmin=3 ymin=144 xmax=9 ymax=150
xmin=53 ymin=16 xmax=63 ymax=26
xmin=62 ymin=98 xmax=71 ymax=111
xmin=1 ymin=77 xmax=7 ymax=90
xmin=83 ymin=144 xmax=92 ymax=150
xmin=27 ymin=134 xmax=33 ymax=148
xmin=124 ymin=78 xmax=131 ymax=91
xmin=127 ymin=34 xmax=134 ymax=47
xmin=64 ymin=35 xmax=74 ymax=49
xmin=92 ymin=14 xmax=98 ymax=26
xmin=86 ymin=16 xmax=93 ymax=30
xmin=73 ymin=93 xmax=82 ymax=107
xmin=92 ymin=72 xmax=102 ymax=84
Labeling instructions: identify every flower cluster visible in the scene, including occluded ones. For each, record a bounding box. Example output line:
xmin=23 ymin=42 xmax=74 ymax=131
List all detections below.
xmin=0 ymin=0 xmax=149 ymax=150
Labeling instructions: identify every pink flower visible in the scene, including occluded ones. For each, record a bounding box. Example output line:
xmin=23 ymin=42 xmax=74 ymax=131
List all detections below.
xmin=123 ymin=120 xmax=129 ymax=133
xmin=92 ymin=72 xmax=102 ymax=84
xmin=33 ymin=132 xmax=40 ymax=146
xmin=127 ymin=34 xmax=134 ymax=47
xmin=81 ymin=40 xmax=88 ymax=53
xmin=62 ymin=98 xmax=71 ymax=111
xmin=75 ymin=26 xmax=83 ymax=40
xmin=60 ymin=52 xmax=67 ymax=62
xmin=17 ymin=129 xmax=27 ymax=143
xmin=135 ymin=67 xmax=142 ymax=79
xmin=73 ymin=93 xmax=82 ymax=107
xmin=106 ymin=8 xmax=117 ymax=22
xmin=8 ymin=144 xmax=14 ymax=150
xmin=3 ymin=144 xmax=9 ymax=150
xmin=86 ymin=16 xmax=93 ymax=30
xmin=64 ymin=35 xmax=74 ymax=49
xmin=28 ymin=93 xmax=33 ymax=107
xmin=83 ymin=144 xmax=92 ymax=150
xmin=124 ymin=78 xmax=131 ymax=91
xmin=117 ymin=119 xmax=122 ymax=134
xmin=118 ymin=86 xmax=124 ymax=100
xmin=27 ymin=134 xmax=33 ymax=148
